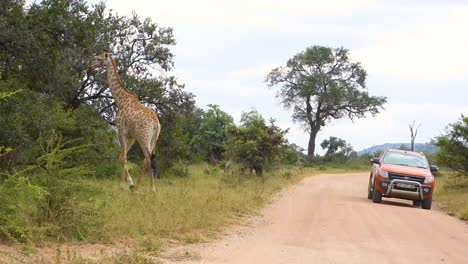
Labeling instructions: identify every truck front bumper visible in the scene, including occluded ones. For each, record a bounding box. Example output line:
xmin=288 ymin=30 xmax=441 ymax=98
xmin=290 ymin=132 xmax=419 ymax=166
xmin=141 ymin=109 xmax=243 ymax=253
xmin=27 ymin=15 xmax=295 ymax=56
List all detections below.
xmin=379 ymin=179 xmax=432 ymax=200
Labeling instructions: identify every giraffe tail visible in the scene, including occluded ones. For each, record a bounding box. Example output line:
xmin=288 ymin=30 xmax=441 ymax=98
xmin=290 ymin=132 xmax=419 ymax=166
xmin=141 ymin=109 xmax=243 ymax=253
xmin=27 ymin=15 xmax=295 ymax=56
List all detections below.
xmin=150 ymin=153 xmax=160 ymax=179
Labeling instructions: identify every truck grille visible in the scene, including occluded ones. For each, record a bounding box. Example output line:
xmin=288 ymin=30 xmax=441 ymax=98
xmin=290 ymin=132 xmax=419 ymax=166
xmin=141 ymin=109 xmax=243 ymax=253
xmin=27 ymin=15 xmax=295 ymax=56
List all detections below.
xmin=394 ymin=185 xmax=419 ymax=192
xmin=388 ymin=173 xmax=425 ymax=184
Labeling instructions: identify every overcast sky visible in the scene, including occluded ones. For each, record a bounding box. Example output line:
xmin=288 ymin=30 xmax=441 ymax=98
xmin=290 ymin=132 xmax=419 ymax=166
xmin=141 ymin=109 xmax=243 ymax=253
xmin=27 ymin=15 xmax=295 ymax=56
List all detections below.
xmin=94 ymin=0 xmax=467 ymax=154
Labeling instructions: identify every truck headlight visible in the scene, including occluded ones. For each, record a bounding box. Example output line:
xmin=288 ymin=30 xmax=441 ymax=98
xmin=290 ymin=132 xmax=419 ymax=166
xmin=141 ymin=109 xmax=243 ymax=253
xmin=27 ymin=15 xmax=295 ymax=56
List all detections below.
xmin=378 ymin=169 xmax=389 ymax=178
xmin=424 ymin=176 xmax=434 ymax=183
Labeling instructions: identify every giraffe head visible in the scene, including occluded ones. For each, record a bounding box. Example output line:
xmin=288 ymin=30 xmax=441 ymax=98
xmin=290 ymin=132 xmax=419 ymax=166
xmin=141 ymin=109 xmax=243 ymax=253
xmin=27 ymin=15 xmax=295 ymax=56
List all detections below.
xmin=89 ymin=50 xmax=110 ymax=73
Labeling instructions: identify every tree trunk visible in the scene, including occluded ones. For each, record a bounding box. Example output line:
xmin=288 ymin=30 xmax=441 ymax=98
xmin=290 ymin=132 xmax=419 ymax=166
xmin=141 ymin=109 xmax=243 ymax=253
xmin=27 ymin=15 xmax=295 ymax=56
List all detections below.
xmin=308 ymin=129 xmax=318 ymax=158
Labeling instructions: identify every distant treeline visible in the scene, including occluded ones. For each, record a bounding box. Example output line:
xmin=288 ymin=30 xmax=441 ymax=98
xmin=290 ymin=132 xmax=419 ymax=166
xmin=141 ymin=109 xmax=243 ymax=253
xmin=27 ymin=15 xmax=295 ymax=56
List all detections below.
xmin=358 ymin=143 xmax=438 ymax=156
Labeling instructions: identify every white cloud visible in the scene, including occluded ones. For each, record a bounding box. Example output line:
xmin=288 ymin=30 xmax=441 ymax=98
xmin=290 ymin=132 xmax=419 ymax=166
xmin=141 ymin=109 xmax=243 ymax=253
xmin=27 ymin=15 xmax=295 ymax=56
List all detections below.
xmin=106 ymin=0 xmax=377 ymax=32
xmin=226 ymin=64 xmax=277 ymax=81
xmin=317 ymin=100 xmax=467 ymax=152
xmin=98 ymin=0 xmax=468 ymax=154
xmin=354 ymin=5 xmax=468 ymax=80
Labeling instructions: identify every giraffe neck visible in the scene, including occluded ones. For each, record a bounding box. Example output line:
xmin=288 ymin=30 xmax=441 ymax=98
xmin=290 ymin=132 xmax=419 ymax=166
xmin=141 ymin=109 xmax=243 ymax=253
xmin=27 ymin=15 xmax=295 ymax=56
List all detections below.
xmin=106 ymin=56 xmax=137 ymax=107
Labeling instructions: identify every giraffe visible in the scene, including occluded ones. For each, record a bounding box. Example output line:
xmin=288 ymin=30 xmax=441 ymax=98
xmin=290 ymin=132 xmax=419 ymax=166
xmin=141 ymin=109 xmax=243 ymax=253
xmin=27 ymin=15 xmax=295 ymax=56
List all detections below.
xmin=90 ymin=51 xmax=161 ymax=191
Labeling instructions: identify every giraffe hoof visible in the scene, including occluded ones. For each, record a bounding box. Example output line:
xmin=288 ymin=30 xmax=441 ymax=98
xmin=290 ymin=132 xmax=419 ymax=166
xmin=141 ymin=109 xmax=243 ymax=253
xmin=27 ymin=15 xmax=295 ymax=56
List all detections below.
xmin=129 ymin=184 xmax=135 ymax=191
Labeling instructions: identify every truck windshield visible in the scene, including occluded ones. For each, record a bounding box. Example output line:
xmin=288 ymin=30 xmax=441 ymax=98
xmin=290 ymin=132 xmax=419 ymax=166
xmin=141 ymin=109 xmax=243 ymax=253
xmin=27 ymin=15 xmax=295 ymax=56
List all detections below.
xmin=383 ymin=152 xmax=428 ymax=168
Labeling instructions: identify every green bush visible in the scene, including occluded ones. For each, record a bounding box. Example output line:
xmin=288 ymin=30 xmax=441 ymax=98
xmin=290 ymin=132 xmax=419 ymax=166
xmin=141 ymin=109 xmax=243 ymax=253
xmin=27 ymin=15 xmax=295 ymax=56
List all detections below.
xmin=0 ymin=92 xmax=119 ymax=170
xmin=434 ymin=115 xmax=468 ymax=176
xmin=226 ymin=110 xmax=288 ymax=176
xmin=167 ymin=160 xmax=190 ymax=177
xmin=0 ymin=175 xmax=47 ymax=243
xmin=0 ymin=133 xmax=111 ymax=243
xmin=192 ymin=104 xmax=234 ymax=162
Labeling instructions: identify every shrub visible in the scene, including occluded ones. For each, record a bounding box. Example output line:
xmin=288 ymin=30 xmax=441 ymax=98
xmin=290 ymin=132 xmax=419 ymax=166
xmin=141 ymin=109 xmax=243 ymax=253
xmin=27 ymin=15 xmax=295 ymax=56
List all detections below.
xmin=0 ymin=133 xmax=110 ymax=243
xmin=0 ymin=92 xmax=118 ymax=170
xmin=167 ymin=160 xmax=190 ymax=177
xmin=434 ymin=115 xmax=468 ymax=176
xmin=0 ymin=175 xmax=47 ymax=243
xmin=226 ymin=110 xmax=288 ymax=176
xmin=192 ymin=104 xmax=234 ymax=163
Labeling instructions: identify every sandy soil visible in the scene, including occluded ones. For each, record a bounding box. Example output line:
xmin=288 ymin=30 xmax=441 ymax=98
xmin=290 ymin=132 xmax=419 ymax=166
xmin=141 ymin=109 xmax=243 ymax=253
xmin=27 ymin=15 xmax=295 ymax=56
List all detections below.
xmin=162 ymin=173 xmax=468 ymax=264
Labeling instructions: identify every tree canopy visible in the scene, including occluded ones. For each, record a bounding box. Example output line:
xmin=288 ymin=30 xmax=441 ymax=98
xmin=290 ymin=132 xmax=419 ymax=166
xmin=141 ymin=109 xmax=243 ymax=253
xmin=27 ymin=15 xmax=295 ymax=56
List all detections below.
xmin=320 ymin=136 xmax=354 ymax=159
xmin=193 ymin=104 xmax=234 ymax=163
xmin=434 ymin=115 xmax=468 ymax=176
xmin=226 ymin=110 xmax=288 ymax=176
xmin=266 ymin=45 xmax=386 ymax=157
xmin=0 ymin=0 xmax=195 ymax=169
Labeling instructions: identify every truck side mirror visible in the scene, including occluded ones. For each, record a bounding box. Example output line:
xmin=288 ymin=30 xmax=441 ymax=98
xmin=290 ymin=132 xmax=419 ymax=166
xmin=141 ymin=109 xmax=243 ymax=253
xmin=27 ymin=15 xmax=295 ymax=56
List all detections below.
xmin=430 ymin=165 xmax=439 ymax=172
xmin=370 ymin=158 xmax=380 ymax=164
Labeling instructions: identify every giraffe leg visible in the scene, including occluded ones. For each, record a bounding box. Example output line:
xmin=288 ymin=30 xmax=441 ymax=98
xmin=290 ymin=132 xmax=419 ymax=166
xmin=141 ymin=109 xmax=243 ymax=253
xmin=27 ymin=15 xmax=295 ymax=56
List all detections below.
xmin=135 ymin=152 xmax=152 ymax=191
xmin=119 ymin=135 xmax=135 ymax=188
xmin=150 ymin=126 xmax=161 ymax=180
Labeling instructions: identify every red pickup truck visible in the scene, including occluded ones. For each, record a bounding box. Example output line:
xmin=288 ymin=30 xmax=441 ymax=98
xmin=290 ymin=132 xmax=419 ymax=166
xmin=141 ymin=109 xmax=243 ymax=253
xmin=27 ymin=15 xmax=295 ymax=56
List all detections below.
xmin=367 ymin=149 xmax=438 ymax=210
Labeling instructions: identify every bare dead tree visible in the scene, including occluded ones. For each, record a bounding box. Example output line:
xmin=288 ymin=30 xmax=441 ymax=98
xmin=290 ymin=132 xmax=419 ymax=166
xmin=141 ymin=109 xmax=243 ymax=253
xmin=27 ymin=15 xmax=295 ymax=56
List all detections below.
xmin=409 ymin=121 xmax=422 ymax=151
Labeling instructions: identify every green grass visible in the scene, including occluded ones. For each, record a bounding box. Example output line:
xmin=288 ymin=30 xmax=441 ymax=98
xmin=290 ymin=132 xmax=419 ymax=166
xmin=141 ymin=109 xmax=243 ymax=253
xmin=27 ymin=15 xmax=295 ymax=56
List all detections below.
xmin=94 ymin=163 xmax=367 ymax=243
xmin=96 ymin=164 xmax=311 ymax=243
xmin=434 ymin=171 xmax=468 ymax=220
xmin=0 ymin=163 xmax=369 ymax=263
xmin=311 ymin=161 xmax=370 ymax=172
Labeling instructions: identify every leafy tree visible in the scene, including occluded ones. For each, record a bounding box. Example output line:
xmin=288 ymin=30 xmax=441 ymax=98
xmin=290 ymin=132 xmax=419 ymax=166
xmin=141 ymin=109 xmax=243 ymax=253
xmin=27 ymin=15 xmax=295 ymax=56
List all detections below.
xmin=1 ymin=0 xmax=193 ymax=121
xmin=434 ymin=115 xmax=468 ymax=176
xmin=193 ymin=104 xmax=234 ymax=163
xmin=156 ymin=111 xmax=196 ymax=169
xmin=0 ymin=87 xmax=22 ymax=158
xmin=281 ymin=143 xmax=307 ymax=165
xmin=0 ymin=0 xmax=197 ymax=170
xmin=266 ymin=46 xmax=386 ymax=158
xmin=320 ymin=136 xmax=354 ymax=159
xmin=226 ymin=110 xmax=288 ymax=176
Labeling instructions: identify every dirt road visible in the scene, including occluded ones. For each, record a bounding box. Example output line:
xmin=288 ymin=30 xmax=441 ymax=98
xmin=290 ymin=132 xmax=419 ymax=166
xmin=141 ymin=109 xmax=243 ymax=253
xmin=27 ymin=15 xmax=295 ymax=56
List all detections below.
xmin=164 ymin=173 xmax=468 ymax=264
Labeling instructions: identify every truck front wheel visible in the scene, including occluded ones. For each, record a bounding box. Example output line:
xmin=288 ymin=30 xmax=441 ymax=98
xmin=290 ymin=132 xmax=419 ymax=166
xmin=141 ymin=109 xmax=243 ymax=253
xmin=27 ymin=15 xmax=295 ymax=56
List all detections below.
xmin=372 ymin=183 xmax=382 ymax=203
xmin=367 ymin=177 xmax=373 ymax=200
xmin=422 ymin=197 xmax=432 ymax=210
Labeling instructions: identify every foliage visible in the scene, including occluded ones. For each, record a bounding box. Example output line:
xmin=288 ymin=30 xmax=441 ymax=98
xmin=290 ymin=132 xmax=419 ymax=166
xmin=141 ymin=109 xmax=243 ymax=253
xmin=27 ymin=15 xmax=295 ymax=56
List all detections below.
xmin=0 ymin=0 xmax=196 ymax=171
xmin=0 ymin=175 xmax=47 ymax=243
xmin=280 ymin=143 xmax=307 ymax=165
xmin=99 ymin=164 xmax=311 ymax=244
xmin=435 ymin=172 xmax=468 ymax=220
xmin=0 ymin=134 xmax=110 ymax=243
xmin=166 ymin=160 xmax=190 ymax=177
xmin=226 ymin=110 xmax=288 ymax=176
xmin=155 ymin=110 xmax=200 ymax=171
xmin=0 ymin=91 xmax=72 ymax=168
xmin=0 ymin=90 xmax=118 ymax=170
xmin=1 ymin=0 xmax=181 ymax=112
xmin=266 ymin=45 xmax=386 ymax=157
xmin=0 ymin=90 xmax=22 ymax=101
xmin=192 ymin=104 xmax=234 ymax=163
xmin=320 ymin=136 xmax=354 ymax=160
xmin=434 ymin=115 xmax=468 ymax=176
xmin=0 ymin=82 xmax=23 ymax=159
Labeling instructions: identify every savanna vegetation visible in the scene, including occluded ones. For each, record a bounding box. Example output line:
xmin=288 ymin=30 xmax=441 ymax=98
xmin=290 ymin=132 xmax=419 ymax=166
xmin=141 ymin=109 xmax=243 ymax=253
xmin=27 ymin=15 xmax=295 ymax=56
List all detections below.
xmin=0 ymin=0 xmax=365 ymax=249
xmin=1 ymin=2 xmax=467 ymax=263
xmin=266 ymin=46 xmax=387 ymax=157
xmin=432 ymin=116 xmax=468 ymax=221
